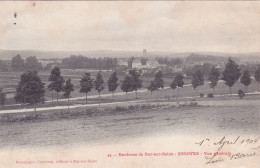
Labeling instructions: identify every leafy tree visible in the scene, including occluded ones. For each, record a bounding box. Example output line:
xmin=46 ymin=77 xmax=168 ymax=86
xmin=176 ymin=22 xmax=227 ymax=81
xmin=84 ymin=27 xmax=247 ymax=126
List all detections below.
xmin=202 ymin=63 xmax=213 ymax=78
xmin=140 ymin=58 xmax=147 ymax=65
xmin=147 ymin=81 xmax=157 ymax=96
xmin=48 ymin=67 xmax=64 ymax=104
xmin=11 ymin=55 xmax=24 ymax=71
xmin=0 ymin=88 xmax=6 ymax=108
xmin=44 ymin=63 xmax=52 ymax=70
xmin=94 ymin=72 xmax=105 ymax=104
xmin=114 ymin=58 xmax=118 ymax=70
xmin=120 ymin=75 xmax=133 ymax=97
xmin=0 ymin=60 xmax=8 ymax=72
xmin=191 ymin=69 xmax=204 ymax=96
xmin=240 ymin=70 xmax=251 ymax=93
xmin=208 ymin=66 xmax=220 ymax=94
xmin=153 ymin=70 xmax=164 ymax=97
xmin=222 ymin=58 xmax=241 ymax=95
xmin=14 ymin=71 xmax=45 ymax=111
xmin=47 ymin=82 xmax=55 ymax=103
xmin=54 ymin=76 xmax=64 ymax=104
xmin=63 ymin=79 xmax=74 ymax=109
xmin=173 ymin=73 xmax=184 ymax=97
xmin=237 ymin=89 xmax=245 ymax=99
xmin=192 ymin=65 xmax=203 ymax=75
xmin=128 ymin=57 xmax=135 ymax=68
xmin=24 ymin=56 xmax=43 ymax=71
xmin=107 ymin=72 xmax=118 ymax=99
xmin=80 ymin=73 xmax=93 ymax=104
xmin=255 ymin=65 xmax=260 ymax=92
xmin=170 ymin=81 xmax=177 ymax=90
xmin=129 ymin=69 xmax=143 ymax=99
xmin=170 ymin=80 xmax=177 ymax=98
xmin=48 ymin=67 xmax=60 ymax=103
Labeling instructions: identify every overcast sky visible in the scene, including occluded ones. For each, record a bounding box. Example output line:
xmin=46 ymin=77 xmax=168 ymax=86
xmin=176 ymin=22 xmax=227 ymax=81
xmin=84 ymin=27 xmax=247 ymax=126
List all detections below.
xmin=0 ymin=1 xmax=259 ymax=53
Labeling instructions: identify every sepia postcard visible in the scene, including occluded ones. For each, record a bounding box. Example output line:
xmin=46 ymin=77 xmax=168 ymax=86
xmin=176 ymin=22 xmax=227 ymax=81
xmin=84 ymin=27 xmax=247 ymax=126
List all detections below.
xmin=0 ymin=1 xmax=259 ymax=168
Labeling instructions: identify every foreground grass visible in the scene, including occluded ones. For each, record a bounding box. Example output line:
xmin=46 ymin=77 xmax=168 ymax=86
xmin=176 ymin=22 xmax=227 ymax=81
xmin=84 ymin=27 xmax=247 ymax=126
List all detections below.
xmin=0 ymin=101 xmax=258 ymax=149
xmin=0 ymin=102 xmax=200 ymax=122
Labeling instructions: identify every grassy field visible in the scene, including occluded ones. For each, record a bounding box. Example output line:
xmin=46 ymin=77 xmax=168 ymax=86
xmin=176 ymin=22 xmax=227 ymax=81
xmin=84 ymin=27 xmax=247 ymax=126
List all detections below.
xmin=0 ymin=70 xmax=259 ymax=152
xmin=0 ymin=70 xmax=259 ymax=106
xmin=0 ymin=100 xmax=259 ymax=149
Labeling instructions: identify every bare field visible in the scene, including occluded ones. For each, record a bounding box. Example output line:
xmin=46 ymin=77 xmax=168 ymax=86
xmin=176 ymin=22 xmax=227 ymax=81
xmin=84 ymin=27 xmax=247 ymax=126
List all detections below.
xmin=0 ymin=101 xmax=259 ymax=149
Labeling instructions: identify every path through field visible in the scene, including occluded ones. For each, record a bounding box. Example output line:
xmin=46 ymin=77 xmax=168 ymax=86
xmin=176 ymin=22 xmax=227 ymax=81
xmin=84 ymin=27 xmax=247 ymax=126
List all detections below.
xmin=1 ymin=90 xmax=260 ymax=114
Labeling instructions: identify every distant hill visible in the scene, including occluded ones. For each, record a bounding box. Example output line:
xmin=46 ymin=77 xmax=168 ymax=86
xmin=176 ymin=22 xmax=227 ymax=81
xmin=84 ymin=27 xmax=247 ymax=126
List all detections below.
xmin=0 ymin=49 xmax=143 ymax=60
xmin=0 ymin=49 xmax=259 ymax=63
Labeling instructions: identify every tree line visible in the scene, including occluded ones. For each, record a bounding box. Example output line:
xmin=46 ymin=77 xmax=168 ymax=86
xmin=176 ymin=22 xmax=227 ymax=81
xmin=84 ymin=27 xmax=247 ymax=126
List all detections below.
xmin=185 ymin=53 xmax=228 ymax=64
xmin=0 ymin=59 xmax=8 ymax=72
xmin=3 ymin=67 xmax=143 ymax=110
xmin=8 ymin=67 xmax=118 ymax=110
xmin=11 ymin=55 xmax=43 ymax=72
xmin=156 ymin=57 xmax=183 ymax=67
xmin=1 ymin=58 xmax=260 ymax=110
xmin=61 ymin=55 xmax=117 ymax=70
xmin=2 ymin=55 xmax=118 ymax=72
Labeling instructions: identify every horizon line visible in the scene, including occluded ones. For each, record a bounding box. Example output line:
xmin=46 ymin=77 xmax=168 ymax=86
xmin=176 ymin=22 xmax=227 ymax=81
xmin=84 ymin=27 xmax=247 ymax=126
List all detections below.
xmin=0 ymin=48 xmax=260 ymax=54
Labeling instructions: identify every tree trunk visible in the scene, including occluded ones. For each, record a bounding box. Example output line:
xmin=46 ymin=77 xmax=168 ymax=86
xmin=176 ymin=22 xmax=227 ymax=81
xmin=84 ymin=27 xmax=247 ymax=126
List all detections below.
xmin=68 ymin=97 xmax=69 ymax=109
xmin=213 ymin=87 xmax=215 ymax=94
xmin=56 ymin=92 xmax=59 ymax=104
xmin=23 ymin=96 xmax=26 ymax=107
xmin=112 ymin=92 xmax=114 ymax=100
xmin=135 ymin=90 xmax=137 ymax=99
xmin=99 ymin=92 xmax=101 ymax=105
xmin=158 ymin=90 xmax=160 ymax=98
xmin=245 ymin=85 xmax=246 ymax=93
xmin=33 ymin=99 xmax=36 ymax=112
xmin=176 ymin=89 xmax=179 ymax=105
xmin=229 ymin=87 xmax=232 ymax=96
xmin=51 ymin=90 xmax=53 ymax=103
xmin=86 ymin=92 xmax=88 ymax=104
xmin=258 ymin=82 xmax=260 ymax=92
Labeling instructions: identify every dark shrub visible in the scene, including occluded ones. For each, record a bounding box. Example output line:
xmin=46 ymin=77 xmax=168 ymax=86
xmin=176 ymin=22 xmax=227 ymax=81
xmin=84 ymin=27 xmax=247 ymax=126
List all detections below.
xmin=207 ymin=93 xmax=214 ymax=98
xmin=200 ymin=93 xmax=204 ymax=97
xmin=115 ymin=106 xmax=127 ymax=111
xmin=237 ymin=89 xmax=245 ymax=99
xmin=128 ymin=105 xmax=140 ymax=111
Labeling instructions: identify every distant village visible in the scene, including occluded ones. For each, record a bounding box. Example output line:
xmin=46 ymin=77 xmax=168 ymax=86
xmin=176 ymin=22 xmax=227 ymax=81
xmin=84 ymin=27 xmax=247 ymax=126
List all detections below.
xmin=0 ymin=49 xmax=259 ymax=79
